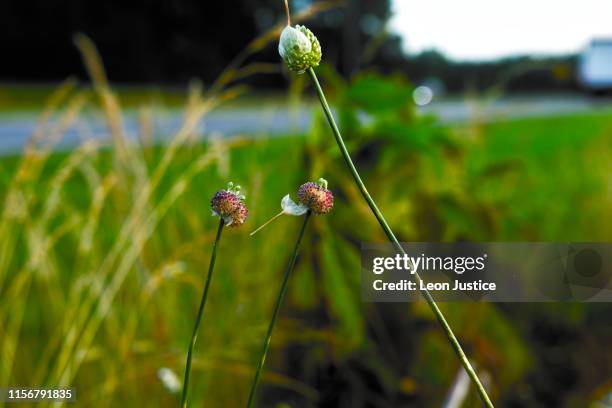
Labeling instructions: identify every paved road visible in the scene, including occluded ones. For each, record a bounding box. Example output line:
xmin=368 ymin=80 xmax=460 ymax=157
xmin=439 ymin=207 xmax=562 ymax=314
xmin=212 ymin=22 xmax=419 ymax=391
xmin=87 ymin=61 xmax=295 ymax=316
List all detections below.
xmin=1 ymin=95 xmax=611 ymax=154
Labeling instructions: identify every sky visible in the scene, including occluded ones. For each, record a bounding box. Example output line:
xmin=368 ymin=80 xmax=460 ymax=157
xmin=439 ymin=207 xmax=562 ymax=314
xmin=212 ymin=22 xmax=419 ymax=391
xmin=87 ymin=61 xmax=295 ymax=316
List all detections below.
xmin=390 ymin=0 xmax=612 ymax=61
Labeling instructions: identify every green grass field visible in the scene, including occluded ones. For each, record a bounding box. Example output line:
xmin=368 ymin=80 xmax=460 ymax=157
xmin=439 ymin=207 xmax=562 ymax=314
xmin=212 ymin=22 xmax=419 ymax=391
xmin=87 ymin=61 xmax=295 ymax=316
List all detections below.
xmin=0 ymin=97 xmax=610 ymax=407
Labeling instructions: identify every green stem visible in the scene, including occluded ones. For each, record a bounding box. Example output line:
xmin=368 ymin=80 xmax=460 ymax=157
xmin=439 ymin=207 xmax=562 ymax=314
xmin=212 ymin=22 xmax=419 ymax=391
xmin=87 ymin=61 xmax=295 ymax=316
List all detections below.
xmin=307 ymin=67 xmax=494 ymax=408
xmin=246 ymin=211 xmax=312 ymax=407
xmin=181 ymin=219 xmax=225 ymax=408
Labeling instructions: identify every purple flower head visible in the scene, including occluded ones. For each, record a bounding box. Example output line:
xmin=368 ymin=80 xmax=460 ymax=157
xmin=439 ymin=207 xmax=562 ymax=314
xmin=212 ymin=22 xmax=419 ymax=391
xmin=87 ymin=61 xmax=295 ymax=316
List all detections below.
xmin=230 ymin=202 xmax=249 ymax=228
xmin=297 ymin=178 xmax=333 ymax=215
xmin=211 ymin=182 xmax=248 ymax=227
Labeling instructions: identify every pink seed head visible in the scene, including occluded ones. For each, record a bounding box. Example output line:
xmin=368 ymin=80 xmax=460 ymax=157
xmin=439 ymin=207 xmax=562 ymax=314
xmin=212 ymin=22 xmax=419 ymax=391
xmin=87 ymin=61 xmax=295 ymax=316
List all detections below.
xmin=211 ymin=190 xmax=241 ymax=217
xmin=297 ymin=179 xmax=333 ymax=215
xmin=211 ymin=182 xmax=248 ymax=227
xmin=229 ymin=202 xmax=249 ymax=228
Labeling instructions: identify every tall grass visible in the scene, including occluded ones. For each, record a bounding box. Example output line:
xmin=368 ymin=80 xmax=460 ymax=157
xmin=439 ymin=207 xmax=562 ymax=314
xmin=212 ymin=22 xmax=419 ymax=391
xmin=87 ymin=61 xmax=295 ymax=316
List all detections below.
xmin=0 ymin=5 xmax=334 ymax=405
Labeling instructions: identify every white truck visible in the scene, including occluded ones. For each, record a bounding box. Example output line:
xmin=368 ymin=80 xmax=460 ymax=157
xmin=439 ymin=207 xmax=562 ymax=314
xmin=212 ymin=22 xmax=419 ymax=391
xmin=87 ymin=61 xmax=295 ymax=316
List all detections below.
xmin=579 ymin=39 xmax=612 ymax=93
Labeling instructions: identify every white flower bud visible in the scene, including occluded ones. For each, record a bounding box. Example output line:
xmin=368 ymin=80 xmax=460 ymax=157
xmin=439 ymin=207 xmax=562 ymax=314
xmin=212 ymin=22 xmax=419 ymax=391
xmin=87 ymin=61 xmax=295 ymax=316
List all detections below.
xmin=279 ymin=26 xmax=311 ymax=60
xmin=278 ymin=25 xmax=322 ymax=73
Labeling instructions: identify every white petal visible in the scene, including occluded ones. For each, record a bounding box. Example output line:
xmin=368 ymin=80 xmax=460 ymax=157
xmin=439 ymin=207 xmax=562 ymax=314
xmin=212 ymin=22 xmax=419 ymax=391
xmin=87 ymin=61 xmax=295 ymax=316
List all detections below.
xmin=158 ymin=368 xmax=181 ymax=394
xmin=278 ymin=26 xmax=311 ymax=59
xmin=281 ymin=194 xmax=308 ymax=216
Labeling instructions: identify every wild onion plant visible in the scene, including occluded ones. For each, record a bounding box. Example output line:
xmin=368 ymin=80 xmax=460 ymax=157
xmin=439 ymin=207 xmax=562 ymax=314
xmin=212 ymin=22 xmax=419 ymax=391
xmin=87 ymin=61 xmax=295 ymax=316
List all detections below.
xmin=180 ymin=182 xmax=248 ymax=408
xmin=246 ymin=179 xmax=334 ymax=407
xmin=277 ymin=2 xmax=494 ymax=406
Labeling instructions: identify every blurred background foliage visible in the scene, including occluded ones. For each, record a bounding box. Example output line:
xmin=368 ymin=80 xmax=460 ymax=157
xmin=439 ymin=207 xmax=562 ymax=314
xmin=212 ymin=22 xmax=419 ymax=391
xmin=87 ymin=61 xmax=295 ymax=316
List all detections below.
xmin=0 ymin=57 xmax=610 ymax=406
xmin=0 ymin=0 xmax=577 ymax=93
xmin=0 ymin=1 xmax=611 ymax=407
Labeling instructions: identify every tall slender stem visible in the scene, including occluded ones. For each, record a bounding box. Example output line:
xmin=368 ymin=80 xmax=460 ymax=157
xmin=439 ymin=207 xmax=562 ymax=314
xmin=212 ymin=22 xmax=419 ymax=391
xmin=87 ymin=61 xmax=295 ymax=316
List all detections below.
xmin=181 ymin=219 xmax=225 ymax=408
xmin=246 ymin=211 xmax=312 ymax=407
xmin=283 ymin=0 xmax=291 ymax=26
xmin=307 ymin=68 xmax=494 ymax=408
